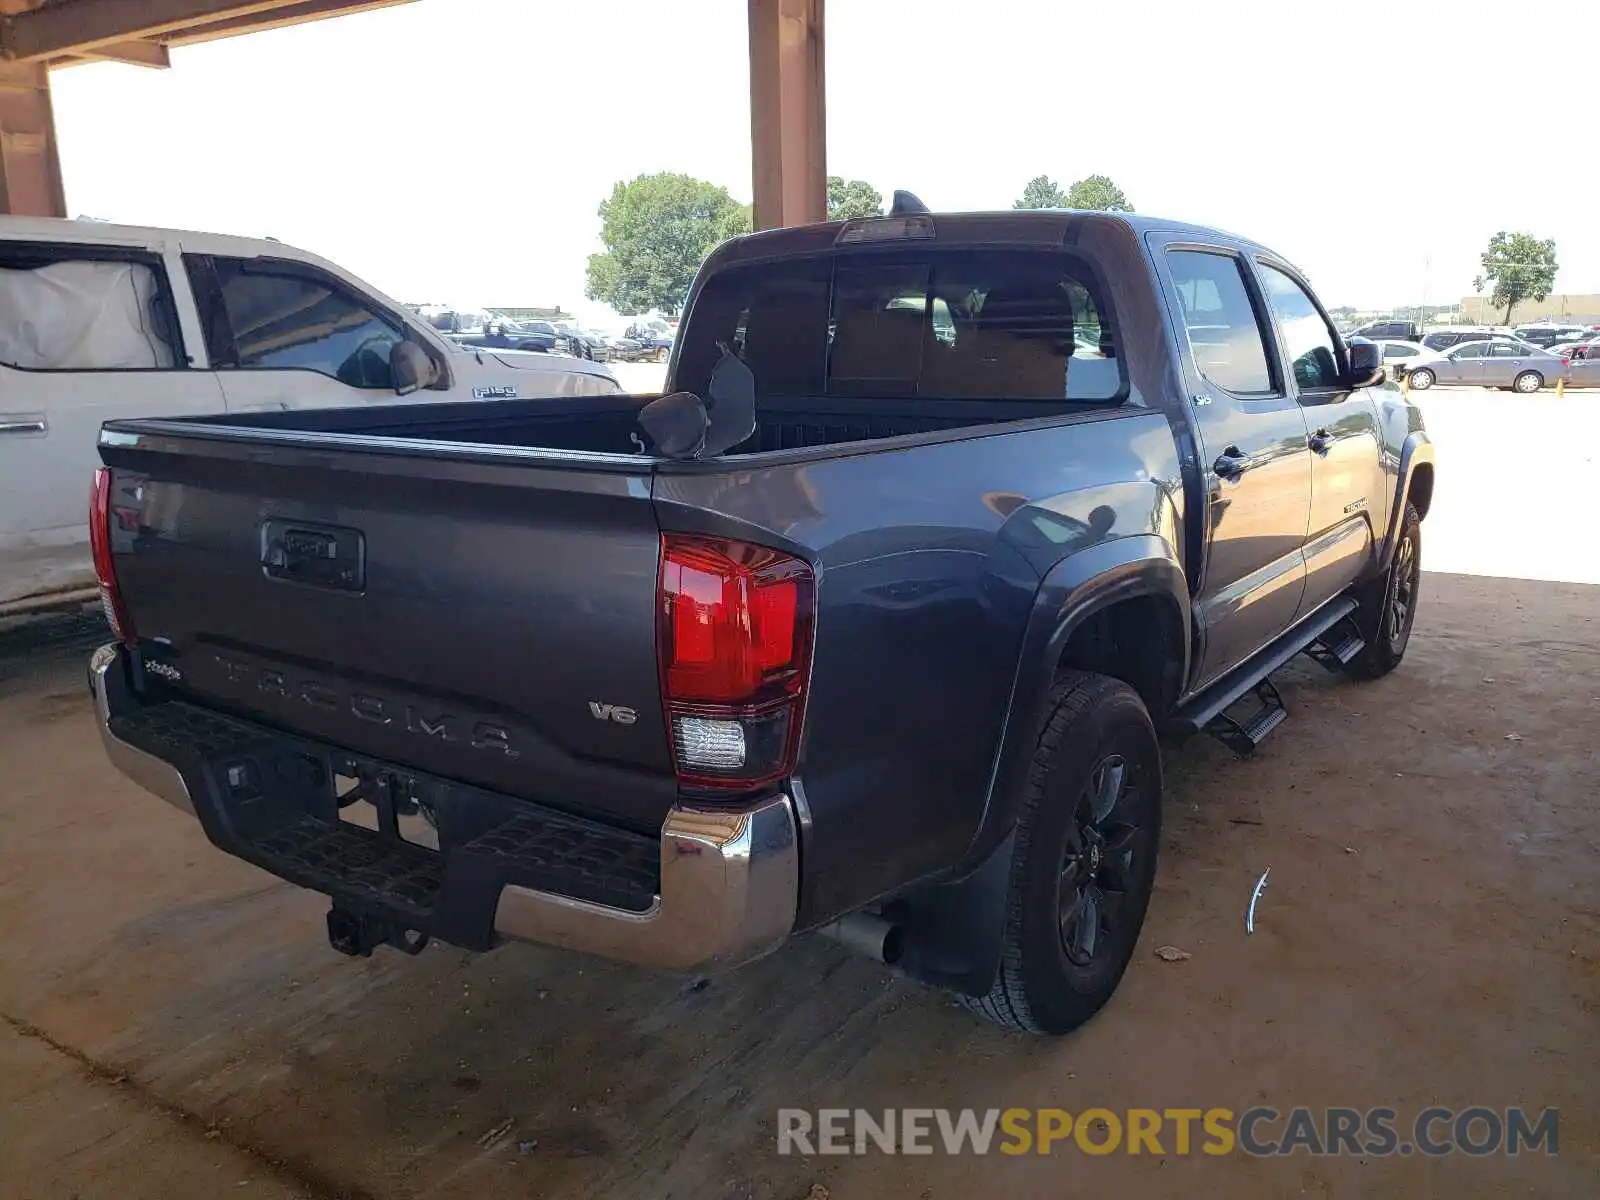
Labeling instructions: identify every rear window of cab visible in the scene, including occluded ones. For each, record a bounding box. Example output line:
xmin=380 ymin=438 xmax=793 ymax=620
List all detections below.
xmin=675 ymin=250 xmax=1126 ymax=404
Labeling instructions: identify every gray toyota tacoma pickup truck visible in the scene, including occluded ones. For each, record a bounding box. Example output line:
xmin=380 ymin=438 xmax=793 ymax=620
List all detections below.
xmin=89 ymin=206 xmax=1434 ymax=1035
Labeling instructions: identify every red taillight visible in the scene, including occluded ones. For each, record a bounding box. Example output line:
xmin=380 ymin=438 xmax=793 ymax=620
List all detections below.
xmin=90 ymin=467 xmax=134 ymax=643
xmin=658 ymin=533 xmax=814 ymax=789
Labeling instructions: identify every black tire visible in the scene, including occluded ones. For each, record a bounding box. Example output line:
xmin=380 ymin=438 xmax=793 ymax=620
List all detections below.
xmin=960 ymin=672 xmax=1162 ymax=1035
xmin=1408 ymin=368 xmax=1435 ymax=390
xmin=1346 ymin=502 xmax=1421 ymax=680
xmin=1513 ymin=370 xmax=1543 ymax=394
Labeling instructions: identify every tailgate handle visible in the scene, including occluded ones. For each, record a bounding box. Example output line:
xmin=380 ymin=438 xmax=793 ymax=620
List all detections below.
xmin=261 ymin=520 xmax=365 ymax=592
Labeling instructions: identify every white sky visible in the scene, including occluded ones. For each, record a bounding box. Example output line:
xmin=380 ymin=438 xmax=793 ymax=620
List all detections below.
xmin=51 ymin=0 xmax=1599 ymax=322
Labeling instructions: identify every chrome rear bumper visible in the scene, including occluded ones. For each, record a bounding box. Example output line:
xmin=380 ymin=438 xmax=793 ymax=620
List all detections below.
xmin=90 ymin=643 xmax=195 ymax=815
xmin=89 ymin=642 xmax=798 ymax=970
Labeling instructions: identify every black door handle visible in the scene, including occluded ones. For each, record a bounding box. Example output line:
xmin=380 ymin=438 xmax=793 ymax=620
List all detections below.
xmin=1213 ymin=446 xmax=1250 ymax=479
xmin=1309 ymin=429 xmax=1332 ymax=454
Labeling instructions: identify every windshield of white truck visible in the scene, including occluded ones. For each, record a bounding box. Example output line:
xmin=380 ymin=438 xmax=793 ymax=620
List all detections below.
xmin=675 ymin=249 xmax=1124 ymax=404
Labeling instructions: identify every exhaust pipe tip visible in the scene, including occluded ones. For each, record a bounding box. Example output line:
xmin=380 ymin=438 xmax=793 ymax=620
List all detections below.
xmin=819 ymin=913 xmax=905 ymax=965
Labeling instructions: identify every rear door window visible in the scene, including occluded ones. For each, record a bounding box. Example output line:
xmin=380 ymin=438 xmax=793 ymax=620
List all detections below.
xmin=675 ymin=249 xmax=1123 ymax=403
xmin=0 ymin=243 xmax=183 ymax=370
xmin=1164 ymin=249 xmax=1276 ymax=396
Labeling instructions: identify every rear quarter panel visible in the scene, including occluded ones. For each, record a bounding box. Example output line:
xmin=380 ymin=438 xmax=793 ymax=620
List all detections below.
xmin=654 ymin=409 xmax=1185 ymax=925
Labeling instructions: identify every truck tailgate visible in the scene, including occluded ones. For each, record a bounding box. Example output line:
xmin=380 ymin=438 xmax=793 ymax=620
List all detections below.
xmin=101 ymin=428 xmax=678 ymax=833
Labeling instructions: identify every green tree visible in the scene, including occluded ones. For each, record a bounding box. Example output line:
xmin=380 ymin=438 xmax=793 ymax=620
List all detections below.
xmin=1473 ymin=231 xmax=1558 ymax=325
xmin=584 ymin=173 xmax=751 ymax=317
xmin=1014 ymin=175 xmax=1067 ymax=209
xmin=827 ymin=176 xmax=884 ymax=220
xmin=1063 ymin=174 xmax=1133 ymax=212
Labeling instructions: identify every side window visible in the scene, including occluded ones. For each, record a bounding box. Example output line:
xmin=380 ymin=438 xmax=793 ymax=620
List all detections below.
xmin=1489 ymin=341 xmax=1525 ymax=358
xmin=199 ymin=256 xmax=402 ymax=388
xmin=1165 ymin=249 xmax=1275 ymax=396
xmin=1259 ymin=265 xmax=1342 ymax=392
xmin=1384 ymin=344 xmax=1417 ymax=359
xmin=0 ymin=243 xmax=181 ymax=370
xmin=1453 ymin=342 xmax=1488 ymax=359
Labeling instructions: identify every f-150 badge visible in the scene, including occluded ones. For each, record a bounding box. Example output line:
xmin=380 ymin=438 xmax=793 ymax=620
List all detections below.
xmin=472 ymin=385 xmax=518 ymax=399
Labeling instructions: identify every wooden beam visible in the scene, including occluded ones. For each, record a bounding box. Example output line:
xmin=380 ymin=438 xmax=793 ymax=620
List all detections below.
xmin=2 ymin=0 xmax=322 ymax=61
xmin=748 ymin=0 xmax=826 ymax=231
xmin=74 ymin=38 xmax=172 ymax=67
xmin=165 ymin=0 xmax=410 ymax=46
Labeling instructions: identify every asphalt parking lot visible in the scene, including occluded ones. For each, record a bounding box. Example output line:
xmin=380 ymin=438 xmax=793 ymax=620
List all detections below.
xmin=0 ymin=387 xmax=1595 ymax=1199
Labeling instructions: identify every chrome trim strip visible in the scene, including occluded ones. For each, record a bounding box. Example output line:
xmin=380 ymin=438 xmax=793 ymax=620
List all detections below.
xmin=90 ymin=643 xmax=195 ymax=815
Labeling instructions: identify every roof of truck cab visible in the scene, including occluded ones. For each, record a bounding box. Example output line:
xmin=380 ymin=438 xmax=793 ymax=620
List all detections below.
xmin=714 ymin=209 xmax=1293 ymax=274
xmin=737 ymin=209 xmax=1271 ymax=250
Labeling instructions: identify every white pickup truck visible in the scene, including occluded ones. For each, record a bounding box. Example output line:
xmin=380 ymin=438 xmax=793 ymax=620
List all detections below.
xmin=0 ymin=217 xmax=620 ymax=616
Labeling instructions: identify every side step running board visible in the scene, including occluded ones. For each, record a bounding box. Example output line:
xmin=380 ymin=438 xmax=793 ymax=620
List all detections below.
xmin=1205 ymin=679 xmax=1287 ymax=755
xmin=1169 ymin=597 xmax=1360 ymax=750
xmin=1305 ymin=613 xmax=1366 ymax=672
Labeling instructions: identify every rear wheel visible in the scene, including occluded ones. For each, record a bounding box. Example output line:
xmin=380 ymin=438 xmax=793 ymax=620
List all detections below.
xmin=1513 ymin=370 xmax=1543 ymax=393
xmin=960 ymin=672 xmax=1162 ymax=1035
xmin=1346 ymin=503 xmax=1421 ymax=680
xmin=1408 ymin=368 xmax=1435 ymax=390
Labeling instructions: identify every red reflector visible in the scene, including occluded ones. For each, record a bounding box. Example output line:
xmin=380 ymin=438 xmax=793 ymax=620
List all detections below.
xmin=658 ymin=533 xmax=814 ymax=789
xmin=89 ymin=467 xmax=134 ymax=643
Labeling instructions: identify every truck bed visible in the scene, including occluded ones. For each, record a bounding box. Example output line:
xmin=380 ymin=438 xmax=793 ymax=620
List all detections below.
xmin=146 ymin=391 xmax=1048 ymax=458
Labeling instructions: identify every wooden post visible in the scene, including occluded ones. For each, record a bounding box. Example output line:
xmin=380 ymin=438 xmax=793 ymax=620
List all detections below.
xmin=0 ymin=59 xmax=66 ymax=216
xmin=748 ymin=0 xmax=825 ymax=230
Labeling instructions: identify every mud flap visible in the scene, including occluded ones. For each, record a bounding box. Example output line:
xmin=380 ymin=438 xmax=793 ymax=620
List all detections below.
xmin=885 ymin=827 xmax=1018 ymax=997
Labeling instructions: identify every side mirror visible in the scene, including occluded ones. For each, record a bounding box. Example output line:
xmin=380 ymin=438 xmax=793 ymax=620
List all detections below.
xmin=391 ymin=341 xmax=439 ymax=396
xmin=1344 ymin=337 xmax=1385 ymax=388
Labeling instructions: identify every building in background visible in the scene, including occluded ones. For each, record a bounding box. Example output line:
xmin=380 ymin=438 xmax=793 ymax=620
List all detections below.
xmin=1458 ymin=294 xmax=1600 ymax=325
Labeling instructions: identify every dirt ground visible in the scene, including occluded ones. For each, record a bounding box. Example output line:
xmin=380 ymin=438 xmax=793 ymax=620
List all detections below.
xmin=0 ymin=389 xmax=1595 ymax=1199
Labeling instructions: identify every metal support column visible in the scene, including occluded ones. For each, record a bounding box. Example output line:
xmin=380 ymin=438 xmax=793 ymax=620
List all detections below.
xmin=748 ymin=0 xmax=825 ymax=231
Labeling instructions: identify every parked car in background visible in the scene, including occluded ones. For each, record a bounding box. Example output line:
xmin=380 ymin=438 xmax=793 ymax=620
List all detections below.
xmin=1419 ymin=327 xmax=1503 ymax=352
xmin=1374 ymin=339 xmax=1432 ymax=380
xmin=0 ymin=217 xmax=619 ymax=617
xmin=459 ymin=318 xmax=559 ymax=354
xmin=556 ymin=323 xmax=610 ymax=361
xmin=1548 ymin=336 xmax=1600 ymax=361
xmin=1565 ymin=351 xmax=1600 ymax=387
xmin=1350 ymin=318 xmax=1421 ymax=341
xmin=624 ymin=321 xmax=674 ymax=360
xmin=90 ymin=206 xmax=1434 ymax=1037
xmin=1399 ymin=337 xmax=1565 ymax=392
xmin=1512 ymin=324 xmax=1591 ymax=349
xmin=605 ymin=333 xmax=652 ymax=362
xmin=421 ymin=306 xmax=494 ymax=336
